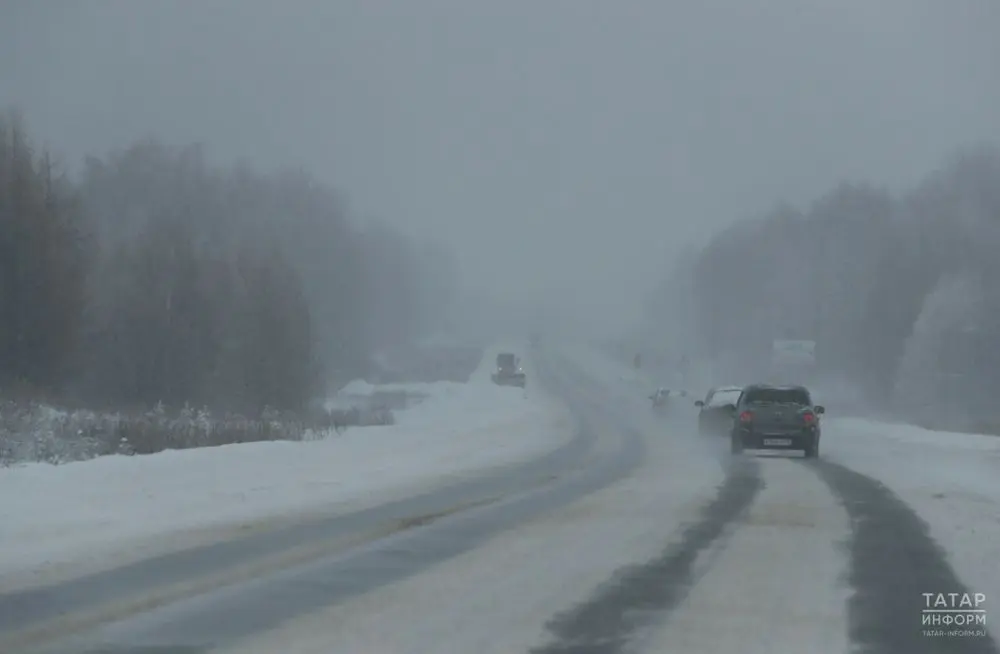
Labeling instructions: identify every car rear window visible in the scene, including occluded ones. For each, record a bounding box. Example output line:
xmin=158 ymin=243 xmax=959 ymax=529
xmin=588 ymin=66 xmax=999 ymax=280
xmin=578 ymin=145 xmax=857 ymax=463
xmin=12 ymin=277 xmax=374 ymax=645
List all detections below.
xmin=743 ymin=388 xmax=811 ymax=405
xmin=708 ymin=390 xmax=741 ymax=407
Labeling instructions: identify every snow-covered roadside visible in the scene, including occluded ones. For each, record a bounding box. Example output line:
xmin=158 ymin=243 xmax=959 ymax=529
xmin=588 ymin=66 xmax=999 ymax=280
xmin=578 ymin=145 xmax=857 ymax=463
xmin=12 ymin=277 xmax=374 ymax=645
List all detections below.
xmin=0 ymin=343 xmax=574 ymax=591
xmin=824 ymin=417 xmax=1000 ymax=641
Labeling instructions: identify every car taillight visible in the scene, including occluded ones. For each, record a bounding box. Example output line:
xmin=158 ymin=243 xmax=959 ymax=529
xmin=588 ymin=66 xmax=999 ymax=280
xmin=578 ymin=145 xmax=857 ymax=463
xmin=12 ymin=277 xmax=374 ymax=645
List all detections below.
xmin=739 ymin=411 xmax=753 ymax=423
xmin=802 ymin=411 xmax=815 ymax=424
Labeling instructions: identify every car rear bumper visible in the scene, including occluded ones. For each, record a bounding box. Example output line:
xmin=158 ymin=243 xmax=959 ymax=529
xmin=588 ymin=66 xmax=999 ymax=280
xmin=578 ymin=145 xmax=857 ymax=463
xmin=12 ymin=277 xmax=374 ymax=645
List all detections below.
xmin=735 ymin=429 xmax=817 ymax=449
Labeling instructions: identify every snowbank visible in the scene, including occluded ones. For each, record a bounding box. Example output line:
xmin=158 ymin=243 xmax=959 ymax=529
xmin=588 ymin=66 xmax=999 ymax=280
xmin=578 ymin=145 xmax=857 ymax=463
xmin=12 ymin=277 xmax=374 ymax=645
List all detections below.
xmin=329 ymin=342 xmax=534 ymax=409
xmin=331 ymin=379 xmax=462 ymax=402
xmin=825 ymin=417 xmax=1000 ymax=641
xmin=830 ymin=417 xmax=1000 ymax=450
xmin=0 ymin=342 xmax=573 ymax=590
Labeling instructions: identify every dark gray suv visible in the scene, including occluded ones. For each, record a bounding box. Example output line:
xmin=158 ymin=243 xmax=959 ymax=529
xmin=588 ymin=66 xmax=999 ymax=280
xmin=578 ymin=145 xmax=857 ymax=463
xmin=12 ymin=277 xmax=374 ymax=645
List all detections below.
xmin=730 ymin=384 xmax=825 ymax=458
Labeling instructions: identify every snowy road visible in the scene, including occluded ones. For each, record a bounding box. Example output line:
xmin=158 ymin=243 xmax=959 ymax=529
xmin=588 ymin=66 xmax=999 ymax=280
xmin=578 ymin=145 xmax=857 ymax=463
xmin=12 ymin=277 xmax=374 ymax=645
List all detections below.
xmin=5 ymin=346 xmax=1000 ymax=653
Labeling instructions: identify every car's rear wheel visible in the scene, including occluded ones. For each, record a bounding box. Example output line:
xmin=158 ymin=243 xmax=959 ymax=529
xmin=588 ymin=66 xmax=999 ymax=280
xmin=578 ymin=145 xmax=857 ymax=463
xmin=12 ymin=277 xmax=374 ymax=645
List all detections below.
xmin=730 ymin=434 xmax=744 ymax=454
xmin=803 ymin=439 xmax=819 ymax=459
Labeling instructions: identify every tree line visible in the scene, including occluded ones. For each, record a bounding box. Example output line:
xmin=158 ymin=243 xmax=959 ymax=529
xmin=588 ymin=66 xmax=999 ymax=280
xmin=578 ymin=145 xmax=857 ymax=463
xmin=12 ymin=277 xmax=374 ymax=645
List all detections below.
xmin=0 ymin=111 xmax=456 ymax=415
xmin=645 ymin=144 xmax=1000 ymax=429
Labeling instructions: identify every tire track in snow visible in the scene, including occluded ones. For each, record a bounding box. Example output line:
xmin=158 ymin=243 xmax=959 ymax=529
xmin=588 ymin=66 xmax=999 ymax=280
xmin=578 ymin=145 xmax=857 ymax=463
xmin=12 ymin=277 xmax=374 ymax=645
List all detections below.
xmin=530 ymin=456 xmax=762 ymax=654
xmin=810 ymin=459 xmax=999 ymax=654
xmin=635 ymin=456 xmax=852 ymax=654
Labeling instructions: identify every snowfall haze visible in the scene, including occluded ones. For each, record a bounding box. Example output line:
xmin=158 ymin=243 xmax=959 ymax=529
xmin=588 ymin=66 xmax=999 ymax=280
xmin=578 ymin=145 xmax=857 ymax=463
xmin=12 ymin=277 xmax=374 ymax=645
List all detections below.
xmin=2 ymin=0 xmax=998 ymax=338
xmin=6 ymin=4 xmax=1000 ymax=650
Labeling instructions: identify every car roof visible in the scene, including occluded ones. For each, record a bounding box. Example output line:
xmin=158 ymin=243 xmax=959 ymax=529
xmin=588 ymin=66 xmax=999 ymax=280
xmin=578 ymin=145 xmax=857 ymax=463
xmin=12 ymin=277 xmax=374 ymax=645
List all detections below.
xmin=742 ymin=383 xmax=810 ymax=392
xmin=712 ymin=386 xmax=743 ymax=392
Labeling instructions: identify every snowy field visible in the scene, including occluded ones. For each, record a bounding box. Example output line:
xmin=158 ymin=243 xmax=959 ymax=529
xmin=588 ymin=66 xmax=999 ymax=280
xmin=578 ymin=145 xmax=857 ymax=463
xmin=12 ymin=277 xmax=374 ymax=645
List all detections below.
xmin=0 ymin=342 xmax=574 ymax=592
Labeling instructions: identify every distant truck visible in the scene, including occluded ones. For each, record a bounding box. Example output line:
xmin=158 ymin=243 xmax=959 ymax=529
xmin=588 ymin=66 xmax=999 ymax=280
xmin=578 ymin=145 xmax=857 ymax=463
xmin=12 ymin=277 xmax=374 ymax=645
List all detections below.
xmin=492 ymin=352 xmax=527 ymax=388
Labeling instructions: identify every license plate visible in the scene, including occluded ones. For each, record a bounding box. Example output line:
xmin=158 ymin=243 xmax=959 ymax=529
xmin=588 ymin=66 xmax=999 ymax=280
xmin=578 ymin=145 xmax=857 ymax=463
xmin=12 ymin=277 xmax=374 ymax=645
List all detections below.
xmin=762 ymin=438 xmax=792 ymax=446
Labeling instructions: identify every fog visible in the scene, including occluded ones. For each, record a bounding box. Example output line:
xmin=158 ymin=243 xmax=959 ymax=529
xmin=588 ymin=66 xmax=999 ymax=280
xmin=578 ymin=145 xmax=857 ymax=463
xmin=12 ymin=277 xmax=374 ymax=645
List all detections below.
xmin=3 ymin=0 xmax=998 ymax=338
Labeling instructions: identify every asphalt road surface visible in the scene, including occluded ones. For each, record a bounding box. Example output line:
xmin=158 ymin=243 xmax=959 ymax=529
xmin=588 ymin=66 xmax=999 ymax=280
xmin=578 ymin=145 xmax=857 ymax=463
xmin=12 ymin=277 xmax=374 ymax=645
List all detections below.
xmin=3 ymin=348 xmax=997 ymax=654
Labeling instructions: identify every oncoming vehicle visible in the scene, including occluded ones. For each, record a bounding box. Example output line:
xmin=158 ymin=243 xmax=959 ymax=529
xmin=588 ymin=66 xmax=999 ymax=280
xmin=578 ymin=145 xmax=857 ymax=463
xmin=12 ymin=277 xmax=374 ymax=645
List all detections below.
xmin=491 ymin=352 xmax=527 ymax=388
xmin=694 ymin=386 xmax=743 ymax=436
xmin=730 ymin=384 xmax=825 ymax=458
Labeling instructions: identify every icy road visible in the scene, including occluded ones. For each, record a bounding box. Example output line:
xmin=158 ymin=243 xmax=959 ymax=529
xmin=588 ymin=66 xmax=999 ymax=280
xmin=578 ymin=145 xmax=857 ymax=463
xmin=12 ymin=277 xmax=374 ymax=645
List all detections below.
xmin=2 ymin=345 xmax=999 ymax=654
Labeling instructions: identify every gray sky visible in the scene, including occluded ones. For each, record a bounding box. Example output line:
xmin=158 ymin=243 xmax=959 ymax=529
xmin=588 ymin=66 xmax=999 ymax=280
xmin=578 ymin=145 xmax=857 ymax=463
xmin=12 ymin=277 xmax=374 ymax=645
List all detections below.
xmin=3 ymin=0 xmax=998 ymax=333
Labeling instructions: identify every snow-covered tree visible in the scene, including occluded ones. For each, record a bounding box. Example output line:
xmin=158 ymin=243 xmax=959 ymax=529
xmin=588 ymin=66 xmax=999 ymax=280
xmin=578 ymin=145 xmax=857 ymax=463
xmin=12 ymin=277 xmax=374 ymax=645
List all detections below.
xmin=648 ymin=143 xmax=1000 ymax=425
xmin=892 ymin=272 xmax=985 ymax=427
xmin=2 ymin=114 xmax=455 ymax=414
